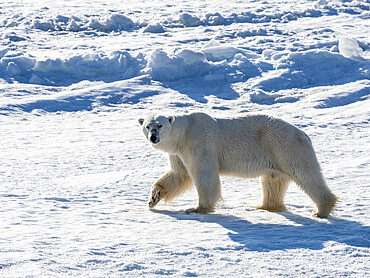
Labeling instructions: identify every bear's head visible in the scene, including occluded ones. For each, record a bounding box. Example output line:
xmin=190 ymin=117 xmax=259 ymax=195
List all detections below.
xmin=138 ymin=115 xmax=175 ymax=148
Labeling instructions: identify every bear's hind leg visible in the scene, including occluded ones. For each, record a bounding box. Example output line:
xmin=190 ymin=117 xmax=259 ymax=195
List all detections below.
xmin=293 ymin=174 xmax=337 ymax=218
xmin=284 ymin=142 xmax=337 ymax=218
xmin=256 ymin=173 xmax=290 ymax=212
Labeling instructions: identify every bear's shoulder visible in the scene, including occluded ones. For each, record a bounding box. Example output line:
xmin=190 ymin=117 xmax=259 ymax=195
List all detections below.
xmin=186 ymin=112 xmax=218 ymax=128
xmin=188 ymin=112 xmax=215 ymax=120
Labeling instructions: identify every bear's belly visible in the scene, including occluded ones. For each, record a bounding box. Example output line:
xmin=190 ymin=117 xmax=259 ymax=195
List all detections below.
xmin=219 ymin=160 xmax=271 ymax=178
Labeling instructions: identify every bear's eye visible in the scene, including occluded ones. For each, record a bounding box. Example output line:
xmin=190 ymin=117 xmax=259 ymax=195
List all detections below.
xmin=145 ymin=125 xmax=150 ymax=129
xmin=158 ymin=124 xmax=163 ymax=128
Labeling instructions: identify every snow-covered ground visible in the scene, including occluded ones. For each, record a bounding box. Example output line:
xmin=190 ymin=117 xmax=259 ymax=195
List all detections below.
xmin=1 ymin=0 xmax=369 ymax=277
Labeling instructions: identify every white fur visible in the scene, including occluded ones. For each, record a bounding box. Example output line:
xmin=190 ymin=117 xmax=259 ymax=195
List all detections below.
xmin=139 ymin=112 xmax=337 ymax=217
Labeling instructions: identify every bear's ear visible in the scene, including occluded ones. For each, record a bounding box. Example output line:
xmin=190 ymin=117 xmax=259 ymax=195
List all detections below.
xmin=168 ymin=116 xmax=175 ymax=124
xmin=138 ymin=118 xmax=144 ymax=126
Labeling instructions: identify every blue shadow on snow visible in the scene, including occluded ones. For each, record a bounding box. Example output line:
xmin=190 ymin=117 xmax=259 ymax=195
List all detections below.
xmin=152 ymin=209 xmax=370 ymax=252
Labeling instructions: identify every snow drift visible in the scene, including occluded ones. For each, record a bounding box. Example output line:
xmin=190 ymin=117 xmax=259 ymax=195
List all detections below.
xmin=0 ymin=50 xmax=145 ymax=85
xmin=253 ymin=49 xmax=369 ymax=91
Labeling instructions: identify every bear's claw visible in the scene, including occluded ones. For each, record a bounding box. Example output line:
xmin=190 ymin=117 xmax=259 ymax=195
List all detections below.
xmin=148 ymin=188 xmax=161 ymax=209
xmin=313 ymin=211 xmax=329 ymax=218
xmin=185 ymin=207 xmax=214 ymax=214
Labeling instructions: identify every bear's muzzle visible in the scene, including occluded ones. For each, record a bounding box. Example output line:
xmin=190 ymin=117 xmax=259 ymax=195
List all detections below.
xmin=150 ymin=135 xmax=159 ymax=144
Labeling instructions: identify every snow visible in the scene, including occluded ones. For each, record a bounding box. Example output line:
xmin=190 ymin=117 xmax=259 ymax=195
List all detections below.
xmin=1 ymin=0 xmax=369 ymax=277
xmin=87 ymin=14 xmax=136 ymax=32
xmin=339 ymin=37 xmax=365 ymax=59
xmin=143 ymin=22 xmax=166 ymax=33
xmin=148 ymin=49 xmax=212 ymax=81
xmin=179 ymin=13 xmax=202 ymax=27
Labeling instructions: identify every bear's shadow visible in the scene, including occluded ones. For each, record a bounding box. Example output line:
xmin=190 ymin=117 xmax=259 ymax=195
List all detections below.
xmin=152 ymin=209 xmax=370 ymax=252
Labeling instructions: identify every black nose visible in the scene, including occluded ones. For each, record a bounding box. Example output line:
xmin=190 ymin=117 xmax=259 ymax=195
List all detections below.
xmin=150 ymin=135 xmax=159 ymax=144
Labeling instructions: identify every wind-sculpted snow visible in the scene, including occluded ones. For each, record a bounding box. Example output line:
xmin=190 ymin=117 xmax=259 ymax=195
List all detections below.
xmin=147 ymin=49 xmax=212 ymax=81
xmin=1 ymin=0 xmax=367 ymax=33
xmin=6 ymin=13 xmax=138 ymax=33
xmin=253 ymin=50 xmax=370 ymax=91
xmin=0 ymin=50 xmax=146 ymax=85
xmin=32 ymin=51 xmax=145 ymax=85
xmin=0 ymin=0 xmax=368 ymax=93
xmin=147 ymin=47 xmax=261 ymax=82
xmin=1 ymin=42 xmax=368 ymax=109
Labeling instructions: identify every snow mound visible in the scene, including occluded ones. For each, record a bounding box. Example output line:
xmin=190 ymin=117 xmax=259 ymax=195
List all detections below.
xmin=32 ymin=19 xmax=57 ymax=31
xmin=222 ymin=53 xmax=261 ymax=81
xmin=202 ymin=45 xmax=258 ymax=62
xmin=202 ymin=45 xmax=243 ymax=62
xmin=28 ymin=13 xmax=136 ymax=33
xmin=249 ymin=90 xmax=281 ymax=103
xmin=148 ymin=49 xmax=211 ymax=81
xmin=67 ymin=19 xmax=84 ymax=32
xmin=147 ymin=46 xmax=261 ymax=82
xmin=0 ymin=51 xmax=145 ymax=85
xmin=35 ymin=51 xmax=144 ymax=84
xmin=339 ymin=37 xmax=364 ymax=59
xmin=143 ymin=22 xmax=166 ymax=33
xmin=254 ymin=50 xmax=368 ymax=91
xmin=314 ymin=0 xmax=328 ymax=9
xmin=200 ymin=41 xmax=263 ymax=82
xmin=1 ymin=54 xmax=36 ymax=76
xmin=179 ymin=13 xmax=202 ymax=27
xmin=204 ymin=12 xmax=227 ymax=26
xmin=201 ymin=39 xmax=259 ymax=62
xmin=87 ymin=14 xmax=136 ymax=32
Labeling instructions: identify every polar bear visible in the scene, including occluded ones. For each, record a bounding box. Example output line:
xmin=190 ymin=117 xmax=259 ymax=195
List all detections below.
xmin=138 ymin=112 xmax=337 ymax=218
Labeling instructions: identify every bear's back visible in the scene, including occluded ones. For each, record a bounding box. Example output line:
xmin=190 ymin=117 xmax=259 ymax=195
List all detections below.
xmin=216 ymin=114 xmax=307 ymax=141
xmin=213 ymin=114 xmax=312 ymax=176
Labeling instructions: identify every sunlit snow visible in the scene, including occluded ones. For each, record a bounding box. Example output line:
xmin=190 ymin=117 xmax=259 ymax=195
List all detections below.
xmin=1 ymin=0 xmax=369 ymax=277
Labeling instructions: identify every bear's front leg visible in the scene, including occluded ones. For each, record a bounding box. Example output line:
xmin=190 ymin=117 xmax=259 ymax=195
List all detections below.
xmin=147 ymin=171 xmax=172 ymax=209
xmin=148 ymin=160 xmax=193 ymax=210
xmin=185 ymin=157 xmax=222 ymax=214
